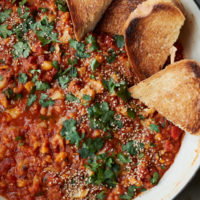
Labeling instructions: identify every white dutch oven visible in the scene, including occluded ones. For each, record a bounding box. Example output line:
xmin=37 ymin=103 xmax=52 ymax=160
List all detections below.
xmin=1 ymin=1 xmax=200 ymax=200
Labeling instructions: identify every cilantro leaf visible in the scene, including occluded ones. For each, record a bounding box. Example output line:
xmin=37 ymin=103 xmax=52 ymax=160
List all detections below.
xmin=96 ymin=191 xmax=106 ymax=200
xmin=68 ymin=57 xmax=78 ymax=67
xmin=127 ymin=108 xmax=136 ymax=120
xmin=78 ymin=137 xmax=104 ymax=158
xmin=120 ymin=185 xmax=137 ymax=200
xmin=122 ymin=141 xmax=137 ymax=156
xmin=55 ymin=0 xmax=68 ymax=12
xmin=102 ymin=78 xmax=117 ymax=94
xmin=27 ymin=94 xmax=37 ymax=106
xmin=150 ymin=172 xmax=159 ymax=185
xmin=66 ymin=93 xmax=79 ymax=102
xmin=58 ymin=75 xmax=70 ymax=89
xmin=31 ymin=16 xmax=59 ymax=45
xmin=88 ymin=102 xmax=123 ymax=131
xmin=117 ymin=81 xmax=131 ymax=101
xmin=0 ymin=24 xmax=12 ymax=38
xmin=19 ymin=0 xmax=27 ymax=6
xmin=149 ymin=124 xmax=160 ymax=133
xmin=18 ymin=73 xmax=28 ymax=84
xmin=57 ymin=67 xmax=78 ymax=89
xmin=39 ymin=93 xmax=54 ymax=107
xmin=85 ymin=34 xmax=99 ymax=52
xmin=0 ymin=9 xmax=12 ymax=24
xmin=114 ymin=35 xmax=125 ymax=49
xmin=35 ymin=81 xmax=50 ymax=91
xmin=90 ymin=59 xmax=99 ymax=72
xmin=117 ymin=153 xmax=131 ymax=164
xmin=61 ymin=119 xmax=82 ymax=146
xmin=83 ymin=94 xmax=91 ymax=101
xmin=107 ymin=49 xmax=117 ymax=64
xmin=87 ymin=154 xmax=121 ymax=188
xmin=12 ymin=41 xmax=31 ymax=58
xmin=0 ymin=76 xmax=3 ymax=81
xmin=103 ymin=79 xmax=131 ymax=101
xmin=52 ymin=60 xmax=59 ymax=69
xmin=69 ymin=39 xmax=90 ymax=58
xmin=13 ymin=16 xmax=35 ymax=40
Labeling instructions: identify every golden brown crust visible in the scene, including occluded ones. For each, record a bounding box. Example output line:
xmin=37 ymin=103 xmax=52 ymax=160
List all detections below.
xmin=66 ymin=0 xmax=112 ymax=41
xmin=98 ymin=0 xmax=145 ymax=35
xmin=129 ymin=59 xmax=200 ymax=135
xmin=123 ymin=0 xmax=185 ymax=79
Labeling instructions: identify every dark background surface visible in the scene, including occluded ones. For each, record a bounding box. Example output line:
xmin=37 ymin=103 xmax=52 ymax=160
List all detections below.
xmin=174 ymin=2 xmax=200 ymax=199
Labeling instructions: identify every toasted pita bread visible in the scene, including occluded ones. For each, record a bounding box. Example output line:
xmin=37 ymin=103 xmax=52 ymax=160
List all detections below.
xmin=66 ymin=0 xmax=112 ymax=41
xmin=129 ymin=60 xmax=200 ymax=135
xmin=98 ymin=0 xmax=145 ymax=35
xmin=124 ymin=0 xmax=185 ymax=79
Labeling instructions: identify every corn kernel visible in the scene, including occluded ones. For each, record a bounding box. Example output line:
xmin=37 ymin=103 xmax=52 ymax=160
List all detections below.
xmin=41 ymin=61 xmax=53 ymax=71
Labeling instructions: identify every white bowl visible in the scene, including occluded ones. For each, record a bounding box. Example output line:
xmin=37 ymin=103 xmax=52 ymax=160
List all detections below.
xmin=135 ymin=1 xmax=200 ymax=199
xmin=1 ymin=1 xmax=200 ymax=200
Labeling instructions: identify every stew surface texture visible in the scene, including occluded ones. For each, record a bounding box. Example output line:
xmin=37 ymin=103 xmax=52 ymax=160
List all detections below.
xmin=0 ymin=0 xmax=184 ymax=200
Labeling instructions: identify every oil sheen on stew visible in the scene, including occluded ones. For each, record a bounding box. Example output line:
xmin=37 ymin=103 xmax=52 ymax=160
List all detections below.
xmin=0 ymin=0 xmax=184 ymax=200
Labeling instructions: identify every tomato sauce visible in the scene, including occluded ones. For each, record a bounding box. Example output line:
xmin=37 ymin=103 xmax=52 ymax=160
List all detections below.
xmin=0 ymin=0 xmax=184 ymax=200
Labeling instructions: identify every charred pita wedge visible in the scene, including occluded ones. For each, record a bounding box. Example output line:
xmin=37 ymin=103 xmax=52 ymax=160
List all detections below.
xmin=98 ymin=0 xmax=146 ymax=35
xmin=129 ymin=59 xmax=200 ymax=135
xmin=66 ymin=0 xmax=112 ymax=41
xmin=124 ymin=0 xmax=185 ymax=79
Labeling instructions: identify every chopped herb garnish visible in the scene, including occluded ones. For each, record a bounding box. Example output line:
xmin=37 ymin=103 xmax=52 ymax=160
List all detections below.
xmin=0 ymin=75 xmax=3 ymax=81
xmin=0 ymin=24 xmax=12 ymax=38
xmin=58 ymin=67 xmax=78 ymax=89
xmin=102 ymin=78 xmax=116 ymax=94
xmin=55 ymin=0 xmax=68 ymax=12
xmin=39 ymin=93 xmax=54 ymax=108
xmin=35 ymin=81 xmax=50 ymax=91
xmin=69 ymin=39 xmax=90 ymax=58
xmin=149 ymin=124 xmax=160 ymax=133
xmin=161 ymin=165 xmax=166 ymax=169
xmin=85 ymin=35 xmax=99 ymax=52
xmin=107 ymin=49 xmax=117 ymax=64
xmin=16 ymin=136 xmax=22 ymax=141
xmin=27 ymin=94 xmax=37 ymax=106
xmin=138 ymin=153 xmax=144 ymax=159
xmin=114 ymin=35 xmax=125 ymax=49
xmin=18 ymin=73 xmax=28 ymax=84
xmin=78 ymin=137 xmax=104 ymax=159
xmin=19 ymin=0 xmax=27 ymax=6
xmin=86 ymin=153 xmax=121 ymax=188
xmin=83 ymin=94 xmax=92 ymax=101
xmin=103 ymin=79 xmax=130 ymax=101
xmin=61 ymin=119 xmax=82 ymax=146
xmin=150 ymin=172 xmax=159 ymax=185
xmin=0 ymin=9 xmax=12 ymax=24
xmin=117 ymin=153 xmax=131 ymax=164
xmin=52 ymin=60 xmax=59 ymax=69
xmin=96 ymin=191 xmax=106 ymax=200
xmin=117 ymin=81 xmax=131 ymax=101
xmin=68 ymin=57 xmax=78 ymax=67
xmin=3 ymin=88 xmax=15 ymax=100
xmin=12 ymin=41 xmax=31 ymax=58
xmin=31 ymin=16 xmax=59 ymax=45
xmin=127 ymin=108 xmax=136 ymax=119
xmin=66 ymin=93 xmax=79 ymax=102
xmin=139 ymin=115 xmax=145 ymax=120
xmin=122 ymin=141 xmax=137 ymax=156
xmin=88 ymin=102 xmax=123 ymax=131
xmin=90 ymin=59 xmax=100 ymax=72
xmin=120 ymin=185 xmax=137 ymax=200
xmin=38 ymin=7 xmax=49 ymax=13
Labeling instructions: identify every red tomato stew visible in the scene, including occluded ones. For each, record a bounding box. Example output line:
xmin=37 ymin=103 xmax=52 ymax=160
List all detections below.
xmin=0 ymin=1 xmax=184 ymax=200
